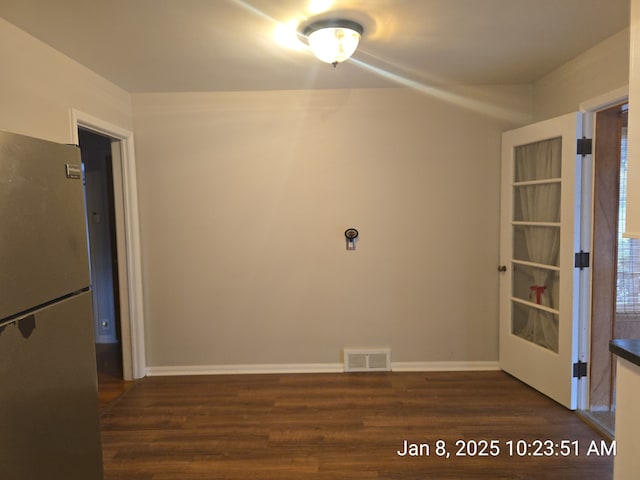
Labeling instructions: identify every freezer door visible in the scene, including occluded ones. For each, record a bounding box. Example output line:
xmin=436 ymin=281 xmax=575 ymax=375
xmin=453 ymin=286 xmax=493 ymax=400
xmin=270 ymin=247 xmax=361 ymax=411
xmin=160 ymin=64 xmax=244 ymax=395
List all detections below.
xmin=0 ymin=130 xmax=90 ymax=322
xmin=0 ymin=292 xmax=103 ymax=479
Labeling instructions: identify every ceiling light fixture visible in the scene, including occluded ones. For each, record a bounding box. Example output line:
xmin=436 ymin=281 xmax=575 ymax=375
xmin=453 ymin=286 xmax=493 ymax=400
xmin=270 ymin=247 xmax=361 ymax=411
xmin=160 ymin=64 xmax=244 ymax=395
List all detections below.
xmin=302 ymin=19 xmax=363 ymax=67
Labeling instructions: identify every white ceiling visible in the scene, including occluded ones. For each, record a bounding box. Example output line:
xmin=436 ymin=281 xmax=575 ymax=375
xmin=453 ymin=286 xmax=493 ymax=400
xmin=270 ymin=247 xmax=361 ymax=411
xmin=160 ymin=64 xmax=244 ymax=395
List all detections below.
xmin=0 ymin=0 xmax=630 ymax=93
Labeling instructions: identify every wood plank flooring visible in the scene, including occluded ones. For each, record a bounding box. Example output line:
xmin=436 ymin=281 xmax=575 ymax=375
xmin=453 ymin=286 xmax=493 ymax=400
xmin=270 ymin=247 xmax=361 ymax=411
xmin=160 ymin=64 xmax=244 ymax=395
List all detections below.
xmin=99 ymin=371 xmax=613 ymax=479
xmin=98 ymin=371 xmax=134 ymax=410
xmin=96 ymin=343 xmax=134 ymax=410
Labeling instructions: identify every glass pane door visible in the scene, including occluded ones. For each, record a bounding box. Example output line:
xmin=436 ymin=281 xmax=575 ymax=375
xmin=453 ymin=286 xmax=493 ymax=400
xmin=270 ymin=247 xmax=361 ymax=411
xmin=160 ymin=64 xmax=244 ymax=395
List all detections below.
xmin=511 ymin=137 xmax=562 ymax=352
xmin=499 ymin=111 xmax=586 ymax=410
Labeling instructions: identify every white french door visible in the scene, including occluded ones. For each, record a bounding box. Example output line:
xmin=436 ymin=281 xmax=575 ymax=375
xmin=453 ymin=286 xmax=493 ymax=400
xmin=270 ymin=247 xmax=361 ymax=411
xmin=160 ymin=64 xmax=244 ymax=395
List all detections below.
xmin=499 ymin=112 xmax=590 ymax=410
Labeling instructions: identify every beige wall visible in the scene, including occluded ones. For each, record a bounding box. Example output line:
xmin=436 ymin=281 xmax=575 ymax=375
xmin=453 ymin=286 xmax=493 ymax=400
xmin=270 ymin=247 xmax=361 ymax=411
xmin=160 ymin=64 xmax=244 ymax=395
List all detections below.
xmin=132 ymin=87 xmax=529 ymax=369
xmin=533 ymin=28 xmax=630 ymax=122
xmin=0 ymin=18 xmax=132 ymax=143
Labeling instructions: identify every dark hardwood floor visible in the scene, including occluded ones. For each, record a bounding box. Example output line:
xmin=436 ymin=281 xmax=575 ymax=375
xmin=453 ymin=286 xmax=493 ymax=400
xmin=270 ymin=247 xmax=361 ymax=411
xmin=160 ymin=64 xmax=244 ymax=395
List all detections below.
xmin=96 ymin=343 xmax=134 ymax=410
xmin=99 ymin=371 xmax=614 ymax=480
xmin=98 ymin=371 xmax=134 ymax=410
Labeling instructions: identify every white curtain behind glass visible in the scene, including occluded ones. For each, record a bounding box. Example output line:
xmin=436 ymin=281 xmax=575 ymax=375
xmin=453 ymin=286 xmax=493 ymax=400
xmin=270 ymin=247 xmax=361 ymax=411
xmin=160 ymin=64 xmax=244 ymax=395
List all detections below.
xmin=514 ymin=138 xmax=562 ymax=351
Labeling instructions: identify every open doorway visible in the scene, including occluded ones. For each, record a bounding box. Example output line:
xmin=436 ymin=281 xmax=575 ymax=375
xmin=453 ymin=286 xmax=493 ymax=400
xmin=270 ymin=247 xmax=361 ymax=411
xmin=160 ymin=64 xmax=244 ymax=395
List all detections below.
xmin=72 ymin=109 xmax=146 ymax=382
xmin=79 ymin=129 xmax=123 ymax=381
xmin=586 ymin=102 xmax=640 ymax=437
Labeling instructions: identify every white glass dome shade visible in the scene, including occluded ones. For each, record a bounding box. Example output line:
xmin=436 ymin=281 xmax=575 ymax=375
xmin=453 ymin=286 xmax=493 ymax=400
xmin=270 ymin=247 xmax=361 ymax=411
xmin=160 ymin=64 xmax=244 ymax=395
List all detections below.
xmin=302 ymin=19 xmax=363 ymax=65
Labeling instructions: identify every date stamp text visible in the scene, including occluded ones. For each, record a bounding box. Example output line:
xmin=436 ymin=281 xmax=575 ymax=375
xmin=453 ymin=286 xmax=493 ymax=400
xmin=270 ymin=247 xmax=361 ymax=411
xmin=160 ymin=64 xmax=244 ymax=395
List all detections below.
xmin=396 ymin=439 xmax=616 ymax=458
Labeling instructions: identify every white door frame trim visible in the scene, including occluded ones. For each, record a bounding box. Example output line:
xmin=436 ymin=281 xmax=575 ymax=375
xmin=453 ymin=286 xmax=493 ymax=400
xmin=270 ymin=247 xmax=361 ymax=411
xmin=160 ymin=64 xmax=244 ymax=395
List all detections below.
xmin=576 ymin=86 xmax=629 ymax=410
xmin=70 ymin=109 xmax=146 ymax=379
xmin=579 ymin=86 xmax=629 ymax=113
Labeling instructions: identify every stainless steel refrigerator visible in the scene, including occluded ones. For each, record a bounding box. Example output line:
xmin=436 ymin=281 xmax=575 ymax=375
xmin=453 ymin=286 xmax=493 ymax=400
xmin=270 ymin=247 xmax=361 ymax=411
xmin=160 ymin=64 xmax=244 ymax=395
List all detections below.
xmin=0 ymin=130 xmax=103 ymax=479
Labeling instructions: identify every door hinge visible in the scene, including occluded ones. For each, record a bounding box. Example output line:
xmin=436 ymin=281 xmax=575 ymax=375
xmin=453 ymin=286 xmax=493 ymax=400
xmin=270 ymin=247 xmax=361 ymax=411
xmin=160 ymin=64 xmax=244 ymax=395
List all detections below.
xmin=573 ymin=361 xmax=588 ymax=379
xmin=577 ymin=137 xmax=593 ymax=156
xmin=574 ymin=250 xmax=590 ymax=269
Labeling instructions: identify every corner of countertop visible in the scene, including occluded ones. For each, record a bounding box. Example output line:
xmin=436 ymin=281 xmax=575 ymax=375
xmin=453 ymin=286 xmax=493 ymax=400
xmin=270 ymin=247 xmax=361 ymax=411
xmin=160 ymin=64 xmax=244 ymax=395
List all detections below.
xmin=610 ymin=339 xmax=640 ymax=367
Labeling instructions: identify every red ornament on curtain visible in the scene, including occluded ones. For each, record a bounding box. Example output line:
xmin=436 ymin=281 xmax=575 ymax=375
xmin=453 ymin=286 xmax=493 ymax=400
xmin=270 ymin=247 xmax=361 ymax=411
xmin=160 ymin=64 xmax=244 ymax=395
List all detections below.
xmin=529 ymin=285 xmax=547 ymax=305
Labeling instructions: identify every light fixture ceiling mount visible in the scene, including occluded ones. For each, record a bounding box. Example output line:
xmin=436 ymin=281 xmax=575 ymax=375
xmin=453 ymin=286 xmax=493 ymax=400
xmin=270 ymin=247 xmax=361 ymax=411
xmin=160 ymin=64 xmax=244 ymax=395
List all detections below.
xmin=302 ymin=19 xmax=363 ymax=67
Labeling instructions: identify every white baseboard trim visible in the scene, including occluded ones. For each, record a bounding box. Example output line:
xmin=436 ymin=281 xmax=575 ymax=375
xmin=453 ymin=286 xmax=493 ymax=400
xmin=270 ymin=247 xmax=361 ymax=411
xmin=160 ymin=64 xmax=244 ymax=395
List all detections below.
xmin=146 ymin=363 xmax=344 ymax=376
xmin=146 ymin=361 xmax=500 ymax=376
xmin=392 ymin=361 xmax=500 ymax=372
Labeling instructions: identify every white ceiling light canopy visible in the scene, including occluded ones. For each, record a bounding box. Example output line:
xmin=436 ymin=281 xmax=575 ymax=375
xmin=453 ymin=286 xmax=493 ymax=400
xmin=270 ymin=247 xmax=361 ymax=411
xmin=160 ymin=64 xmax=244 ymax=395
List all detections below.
xmin=302 ymin=18 xmax=363 ymax=67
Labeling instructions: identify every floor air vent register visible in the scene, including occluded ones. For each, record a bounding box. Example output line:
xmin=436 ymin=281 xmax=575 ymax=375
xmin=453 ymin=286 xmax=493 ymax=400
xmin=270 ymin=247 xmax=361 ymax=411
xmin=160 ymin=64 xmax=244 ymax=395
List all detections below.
xmin=343 ymin=348 xmax=391 ymax=372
